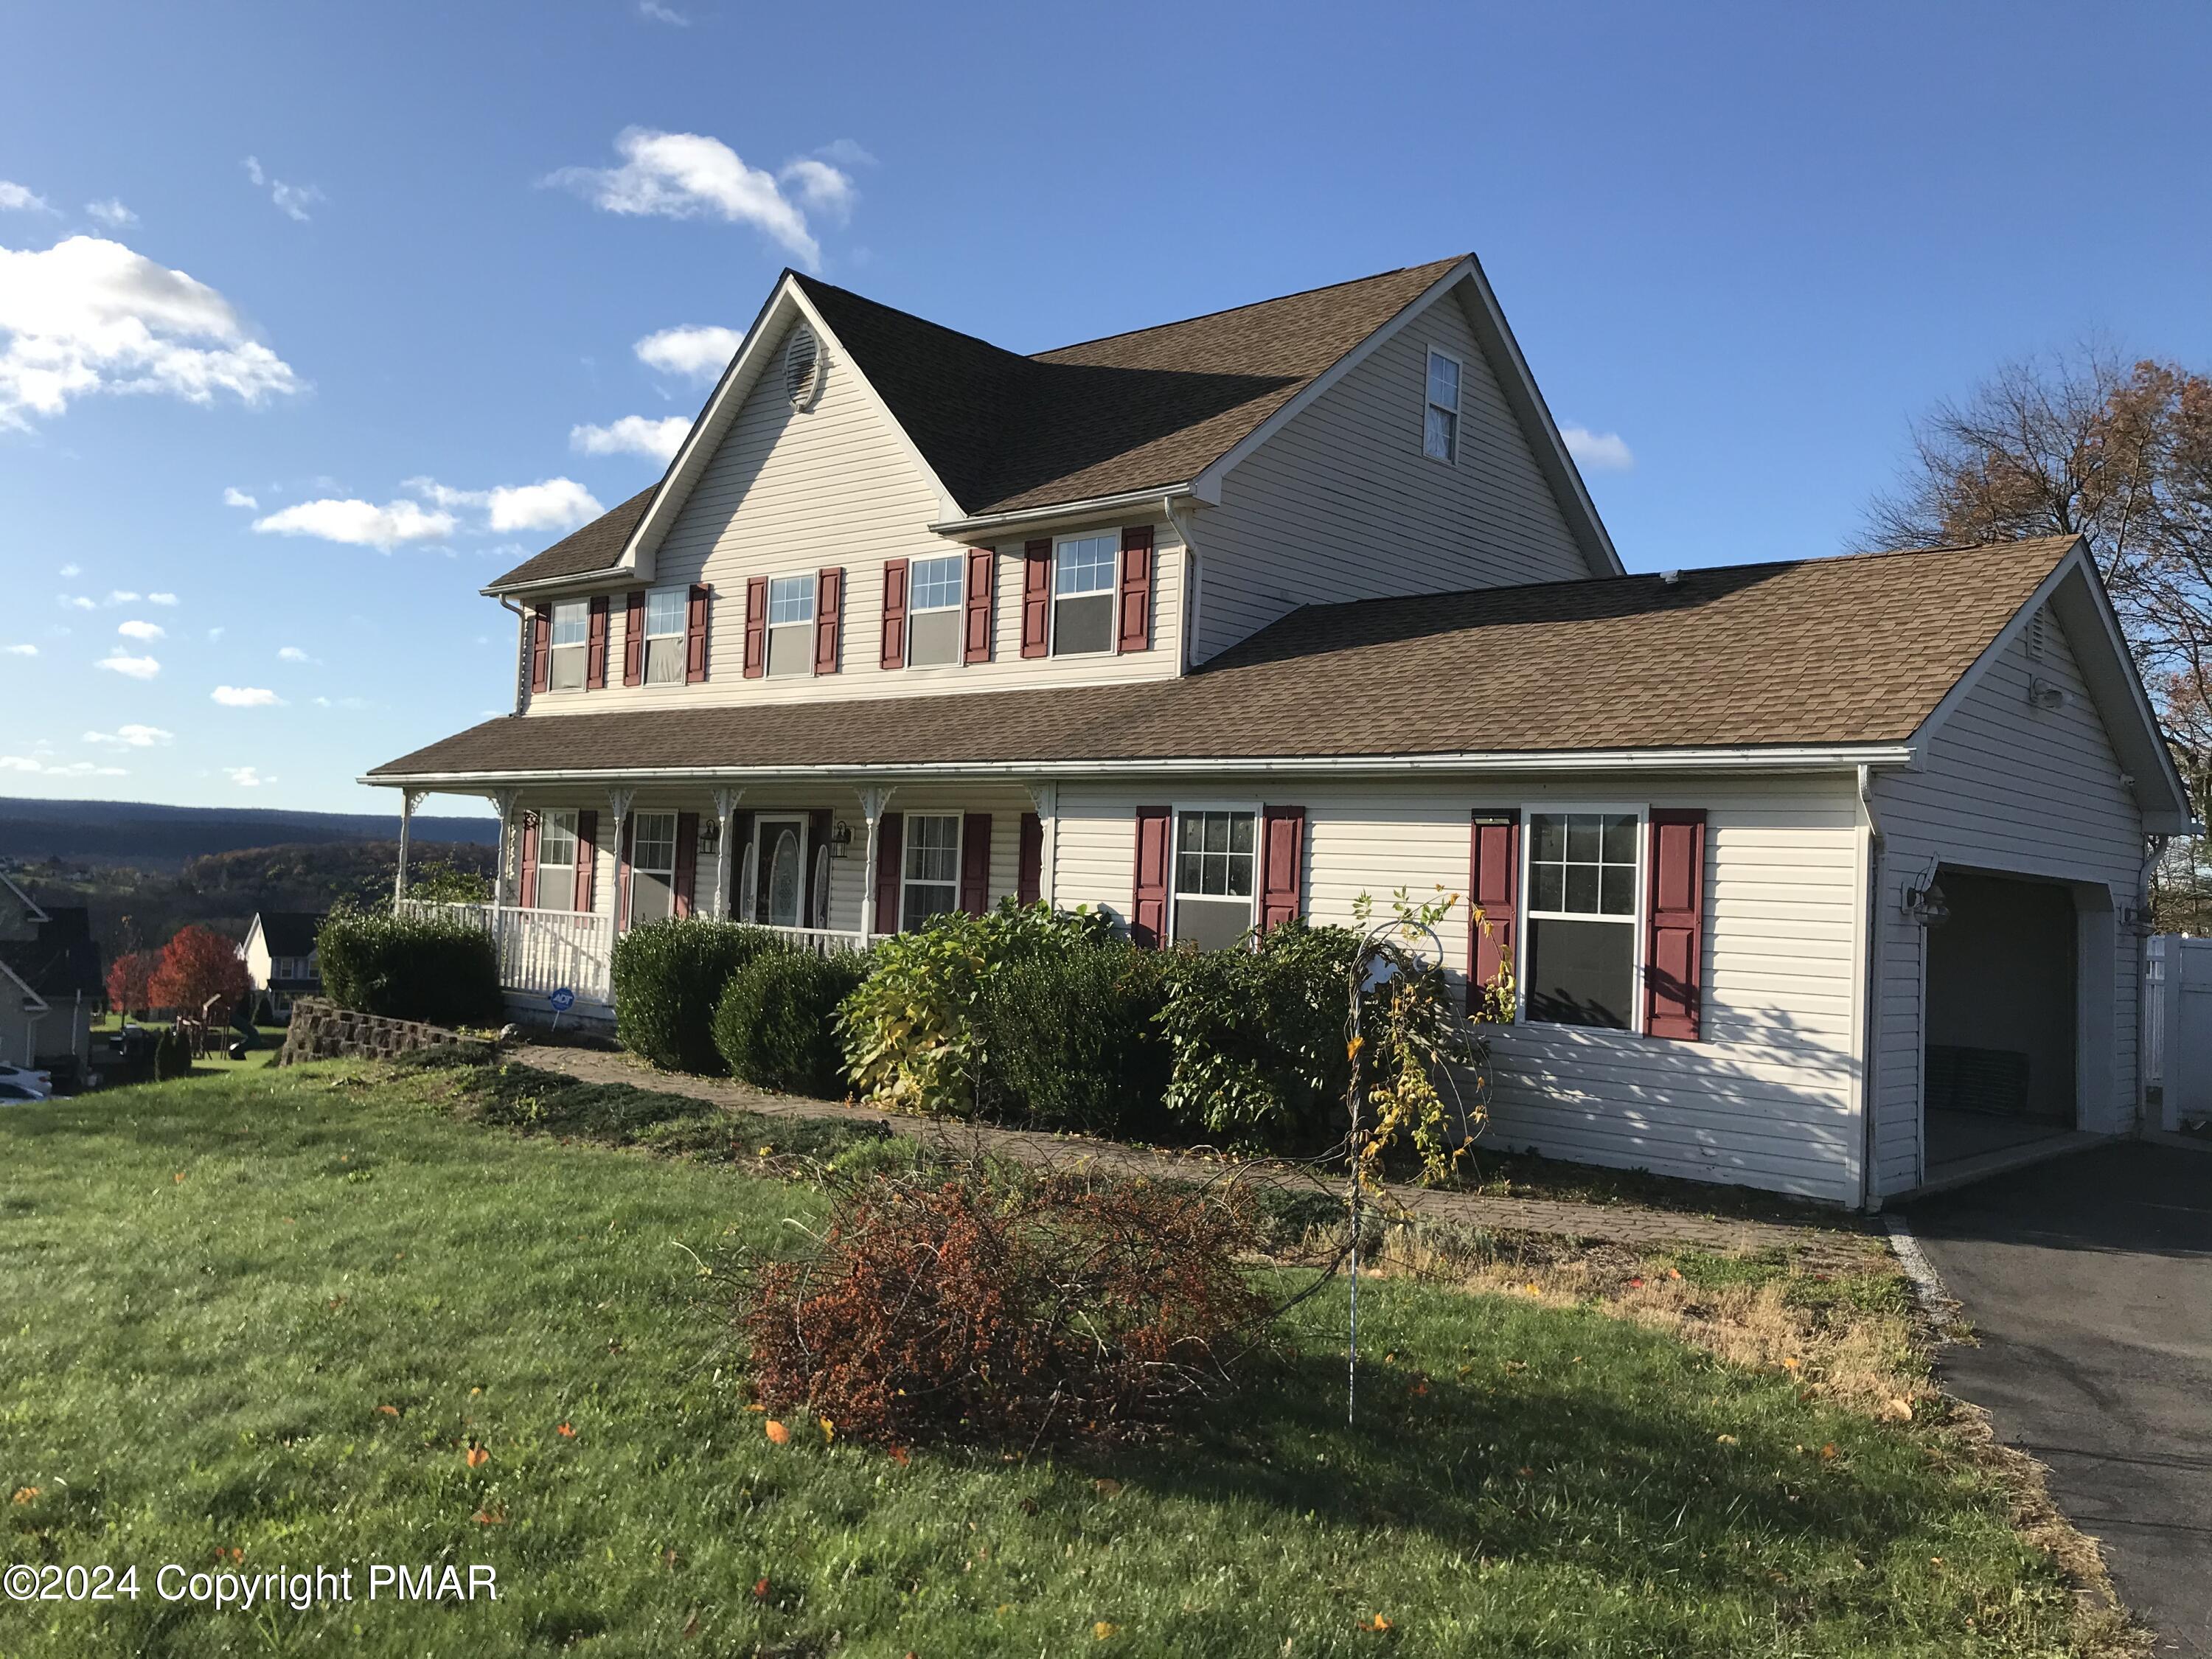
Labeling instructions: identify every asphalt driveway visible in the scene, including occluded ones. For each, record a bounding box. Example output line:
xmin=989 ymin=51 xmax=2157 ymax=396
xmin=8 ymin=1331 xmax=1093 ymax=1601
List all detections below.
xmin=1905 ymin=1141 xmax=2212 ymax=1655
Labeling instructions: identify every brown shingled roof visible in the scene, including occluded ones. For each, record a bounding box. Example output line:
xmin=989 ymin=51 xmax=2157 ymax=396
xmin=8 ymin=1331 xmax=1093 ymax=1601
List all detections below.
xmin=380 ymin=538 xmax=2076 ymax=780
xmin=487 ymin=258 xmax=1466 ymax=590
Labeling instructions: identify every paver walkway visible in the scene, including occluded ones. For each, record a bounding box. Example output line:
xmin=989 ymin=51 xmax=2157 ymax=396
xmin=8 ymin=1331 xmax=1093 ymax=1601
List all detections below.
xmin=511 ymin=1043 xmax=1877 ymax=1265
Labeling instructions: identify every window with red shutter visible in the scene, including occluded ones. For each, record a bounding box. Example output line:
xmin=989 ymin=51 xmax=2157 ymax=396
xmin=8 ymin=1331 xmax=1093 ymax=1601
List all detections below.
xmin=1016 ymin=811 xmax=1043 ymax=905
xmin=1116 ymin=524 xmax=1154 ymax=653
xmin=1644 ymin=809 xmax=1707 ymax=1040
xmin=573 ymin=810 xmax=598 ymax=914
xmin=1020 ymin=540 xmax=1051 ymax=657
xmin=742 ymin=577 xmax=768 ymax=678
xmin=530 ymin=603 xmax=552 ymax=693
xmin=880 ymin=557 xmax=908 ymax=670
xmin=959 ymin=813 xmax=992 ymax=915
xmin=1130 ymin=807 xmax=1171 ymax=947
xmin=813 ymin=567 xmax=842 ymax=675
xmin=1524 ymin=810 xmax=1640 ymax=1030
xmin=1467 ymin=810 xmax=1520 ymax=1020
xmin=1259 ymin=804 xmax=1305 ymax=933
xmin=964 ymin=546 xmax=995 ymax=664
xmin=686 ymin=584 xmax=711 ymax=682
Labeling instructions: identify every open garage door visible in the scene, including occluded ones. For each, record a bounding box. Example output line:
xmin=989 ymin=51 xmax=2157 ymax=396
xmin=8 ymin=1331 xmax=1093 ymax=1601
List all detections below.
xmin=1924 ymin=869 xmax=2077 ymax=1170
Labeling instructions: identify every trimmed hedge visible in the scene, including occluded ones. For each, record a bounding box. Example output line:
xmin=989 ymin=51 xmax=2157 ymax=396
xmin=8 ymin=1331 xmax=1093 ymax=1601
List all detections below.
xmin=612 ymin=918 xmax=785 ymax=1074
xmin=973 ymin=941 xmax=1171 ymax=1135
xmin=317 ymin=906 xmax=504 ymax=1029
xmin=714 ymin=948 xmax=872 ymax=1098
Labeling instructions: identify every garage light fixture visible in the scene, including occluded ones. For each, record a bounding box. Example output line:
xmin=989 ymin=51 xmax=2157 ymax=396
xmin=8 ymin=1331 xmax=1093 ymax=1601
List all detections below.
xmin=1902 ymin=866 xmax=1949 ymax=927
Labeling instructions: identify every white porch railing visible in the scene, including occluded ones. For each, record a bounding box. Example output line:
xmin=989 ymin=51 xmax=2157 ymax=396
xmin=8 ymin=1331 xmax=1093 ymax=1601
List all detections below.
xmin=394 ymin=900 xmax=868 ymax=1009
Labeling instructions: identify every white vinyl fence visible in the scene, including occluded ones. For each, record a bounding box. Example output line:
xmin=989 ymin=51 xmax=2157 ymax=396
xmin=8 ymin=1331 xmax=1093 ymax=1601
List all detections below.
xmin=2146 ymin=934 xmax=2212 ymax=1130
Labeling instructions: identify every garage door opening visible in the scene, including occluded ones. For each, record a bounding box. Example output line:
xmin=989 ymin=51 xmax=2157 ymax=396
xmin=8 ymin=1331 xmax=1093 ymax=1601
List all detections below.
xmin=1923 ymin=869 xmax=2079 ymax=1172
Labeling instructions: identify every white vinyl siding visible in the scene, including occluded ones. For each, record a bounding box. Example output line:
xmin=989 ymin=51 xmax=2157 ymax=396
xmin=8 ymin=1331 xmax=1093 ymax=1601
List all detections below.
xmin=1192 ymin=286 xmax=1597 ymax=663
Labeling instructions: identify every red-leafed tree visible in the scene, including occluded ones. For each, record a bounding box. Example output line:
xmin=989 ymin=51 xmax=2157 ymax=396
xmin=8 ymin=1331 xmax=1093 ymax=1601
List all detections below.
xmin=105 ymin=950 xmax=159 ymax=1019
xmin=146 ymin=926 xmax=251 ymax=1029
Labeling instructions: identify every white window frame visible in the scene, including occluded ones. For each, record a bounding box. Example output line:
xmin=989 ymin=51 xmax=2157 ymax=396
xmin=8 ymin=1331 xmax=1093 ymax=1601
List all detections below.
xmin=1423 ymin=346 xmax=1463 ymax=465
xmin=1167 ymin=800 xmax=1262 ymax=950
xmin=624 ymin=810 xmax=680 ymax=929
xmin=905 ymin=554 xmax=965 ymax=669
xmin=547 ymin=599 xmax=590 ymax=692
xmin=1514 ymin=801 xmax=1647 ymax=1035
xmin=1050 ymin=530 xmax=1119 ymax=658
xmin=535 ymin=807 xmax=580 ymax=912
xmin=897 ymin=811 xmax=964 ymax=931
xmin=641 ymin=585 xmax=688 ymax=685
xmin=765 ymin=573 xmax=817 ymax=678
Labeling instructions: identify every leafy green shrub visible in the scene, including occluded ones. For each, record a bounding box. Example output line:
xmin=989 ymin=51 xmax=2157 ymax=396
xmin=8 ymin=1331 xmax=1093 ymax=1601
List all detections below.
xmin=1158 ymin=919 xmax=1360 ymax=1150
xmin=714 ymin=948 xmax=872 ymax=1097
xmin=317 ymin=904 xmax=504 ymax=1029
xmin=973 ymin=940 xmax=1171 ymax=1134
xmin=837 ymin=900 xmax=1112 ymax=1116
xmin=611 ymin=918 xmax=785 ymax=1074
xmin=152 ymin=1027 xmax=192 ymax=1082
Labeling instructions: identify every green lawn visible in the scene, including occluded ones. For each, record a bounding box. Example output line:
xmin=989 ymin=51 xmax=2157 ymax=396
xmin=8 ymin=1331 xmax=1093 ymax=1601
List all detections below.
xmin=0 ymin=1065 xmax=2097 ymax=1657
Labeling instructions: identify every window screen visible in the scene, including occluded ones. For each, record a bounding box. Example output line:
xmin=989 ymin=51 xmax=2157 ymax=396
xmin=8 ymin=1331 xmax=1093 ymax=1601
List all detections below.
xmin=549 ymin=600 xmax=588 ymax=689
xmin=644 ymin=587 xmax=686 ymax=684
xmin=1525 ymin=811 xmax=1638 ymax=1029
xmin=908 ymin=554 xmax=962 ymax=667
xmin=535 ymin=809 xmax=577 ymax=909
xmin=1172 ymin=810 xmax=1255 ymax=949
xmin=1053 ymin=534 xmax=1115 ymax=655
xmin=767 ymin=574 xmax=815 ymax=676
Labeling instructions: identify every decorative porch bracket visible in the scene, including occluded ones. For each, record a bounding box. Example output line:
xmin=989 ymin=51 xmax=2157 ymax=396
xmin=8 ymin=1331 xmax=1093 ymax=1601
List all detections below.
xmin=711 ymin=787 xmax=745 ymax=919
xmin=857 ymin=785 xmax=896 ymax=947
xmin=605 ymin=787 xmax=636 ymax=938
xmin=394 ymin=787 xmax=430 ymax=903
xmin=487 ymin=787 xmax=520 ymax=910
xmin=1024 ymin=780 xmax=1058 ymax=909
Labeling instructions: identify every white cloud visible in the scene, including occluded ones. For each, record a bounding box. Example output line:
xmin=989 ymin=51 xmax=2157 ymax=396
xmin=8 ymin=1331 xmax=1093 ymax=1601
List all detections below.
xmin=223 ymin=765 xmax=273 ymax=787
xmin=116 ymin=619 xmax=164 ymax=641
xmin=84 ymin=723 xmax=171 ymax=747
xmin=634 ymin=324 xmax=740 ymax=382
xmin=637 ymin=0 xmax=688 ymax=21
xmin=212 ymin=684 xmax=283 ymax=707
xmin=242 ymin=156 xmax=322 ymax=223
xmin=0 ymin=181 xmax=53 ymax=213
xmin=148 ymin=591 xmax=177 ymax=605
xmin=0 ymin=234 xmax=298 ymax=427
xmin=545 ymin=128 xmax=835 ymax=265
xmin=106 ymin=589 xmax=140 ymax=605
xmin=779 ymin=158 xmax=855 ymax=223
xmin=571 ymin=414 xmax=687 ymax=462
xmin=85 ymin=198 xmax=136 ymax=229
xmin=0 ymin=755 xmax=125 ymax=777
xmin=3 ymin=643 xmax=35 ymax=656
xmin=97 ymin=652 xmax=159 ymax=679
xmin=58 ymin=562 xmax=79 ymax=577
xmin=206 ymin=626 xmax=225 ymax=641
xmin=1560 ymin=425 xmax=1635 ymax=472
xmin=815 ymin=139 xmax=877 ymax=169
xmin=406 ymin=475 xmax=602 ymax=534
xmin=252 ymin=496 xmax=456 ymax=551
xmin=58 ymin=594 xmax=94 ymax=611
xmin=223 ymin=486 xmax=257 ymax=509
xmin=276 ymin=645 xmax=314 ymax=662
xmin=312 ymin=694 xmax=369 ymax=709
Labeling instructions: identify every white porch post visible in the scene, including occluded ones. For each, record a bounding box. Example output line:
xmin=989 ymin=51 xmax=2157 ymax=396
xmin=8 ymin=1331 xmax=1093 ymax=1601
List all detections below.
xmin=606 ymin=787 xmax=636 ymax=939
xmin=394 ymin=788 xmax=428 ymax=905
xmin=712 ymin=787 xmax=743 ymax=919
xmin=858 ymin=785 xmax=895 ymax=946
xmin=1026 ymin=780 xmax=1059 ymax=909
xmin=489 ymin=788 xmax=519 ymax=911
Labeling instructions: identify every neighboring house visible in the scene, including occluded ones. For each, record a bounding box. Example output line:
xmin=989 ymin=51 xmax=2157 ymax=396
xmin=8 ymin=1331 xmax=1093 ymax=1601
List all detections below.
xmin=243 ymin=911 xmax=325 ymax=1018
xmin=366 ymin=253 xmax=2193 ymax=1208
xmin=0 ymin=893 xmax=103 ymax=1079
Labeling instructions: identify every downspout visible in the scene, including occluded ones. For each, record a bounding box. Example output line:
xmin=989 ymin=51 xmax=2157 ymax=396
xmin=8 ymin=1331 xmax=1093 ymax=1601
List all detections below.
xmin=1857 ymin=765 xmax=1885 ymax=1211
xmin=1164 ymin=495 xmax=1200 ymax=675
xmin=2138 ymin=832 xmax=2169 ymax=1133
xmin=498 ymin=596 xmax=530 ymax=714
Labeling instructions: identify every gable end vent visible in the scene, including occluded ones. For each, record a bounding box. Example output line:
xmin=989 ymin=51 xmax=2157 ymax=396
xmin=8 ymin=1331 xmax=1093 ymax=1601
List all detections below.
xmin=784 ymin=325 xmax=824 ymax=411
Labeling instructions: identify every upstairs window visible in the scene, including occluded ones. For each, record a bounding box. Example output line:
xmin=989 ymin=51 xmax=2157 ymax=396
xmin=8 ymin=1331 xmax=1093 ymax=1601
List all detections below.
xmin=535 ymin=809 xmax=578 ymax=910
xmin=1172 ymin=809 xmax=1256 ymax=950
xmin=549 ymin=600 xmax=589 ymax=690
xmin=627 ymin=811 xmax=678 ymax=926
xmin=901 ymin=813 xmax=961 ymax=928
xmin=1424 ymin=348 xmax=1461 ymax=463
xmin=1525 ymin=810 xmax=1638 ymax=1029
xmin=1053 ymin=533 xmax=1116 ymax=655
xmin=643 ymin=587 xmax=687 ymax=684
xmin=766 ymin=575 xmax=815 ymax=677
xmin=908 ymin=554 xmax=963 ymax=667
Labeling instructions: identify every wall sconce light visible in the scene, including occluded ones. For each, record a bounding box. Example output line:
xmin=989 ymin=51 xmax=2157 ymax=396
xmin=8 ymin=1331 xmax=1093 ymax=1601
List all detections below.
xmin=2027 ymin=676 xmax=2066 ymax=712
xmin=830 ymin=819 xmax=855 ymax=859
xmin=1903 ymin=877 xmax=1950 ymax=927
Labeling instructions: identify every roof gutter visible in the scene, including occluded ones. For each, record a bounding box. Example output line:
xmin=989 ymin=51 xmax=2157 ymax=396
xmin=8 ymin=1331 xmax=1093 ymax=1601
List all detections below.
xmin=929 ymin=484 xmax=1194 ymax=540
xmin=361 ymin=742 xmax=1920 ymax=790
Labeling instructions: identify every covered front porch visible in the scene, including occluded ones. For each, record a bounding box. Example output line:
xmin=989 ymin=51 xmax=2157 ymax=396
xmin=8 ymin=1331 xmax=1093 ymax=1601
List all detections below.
xmin=387 ymin=776 xmax=1051 ymax=1020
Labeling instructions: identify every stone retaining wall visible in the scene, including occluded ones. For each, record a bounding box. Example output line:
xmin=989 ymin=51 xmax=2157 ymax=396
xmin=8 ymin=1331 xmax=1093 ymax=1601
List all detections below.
xmin=276 ymin=998 xmax=484 ymax=1066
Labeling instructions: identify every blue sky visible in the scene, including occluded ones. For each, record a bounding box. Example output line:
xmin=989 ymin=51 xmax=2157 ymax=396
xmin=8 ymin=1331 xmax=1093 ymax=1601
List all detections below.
xmin=4 ymin=1 xmax=2209 ymax=814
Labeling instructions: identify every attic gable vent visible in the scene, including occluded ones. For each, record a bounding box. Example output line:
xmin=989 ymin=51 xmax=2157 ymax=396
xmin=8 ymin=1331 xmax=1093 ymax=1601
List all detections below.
xmin=783 ymin=325 xmax=823 ymax=411
xmin=2025 ymin=603 xmax=2048 ymax=661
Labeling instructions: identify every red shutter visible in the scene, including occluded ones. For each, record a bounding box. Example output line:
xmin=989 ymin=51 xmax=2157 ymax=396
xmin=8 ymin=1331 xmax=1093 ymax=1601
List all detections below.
xmin=517 ymin=811 xmax=540 ymax=908
xmin=620 ymin=591 xmax=644 ymax=686
xmin=814 ymin=567 xmax=842 ymax=675
xmin=1132 ymin=806 xmax=1171 ymax=947
xmin=1020 ymin=539 xmax=1051 ymax=658
xmin=964 ymin=546 xmax=995 ymax=664
xmin=686 ymin=584 xmax=710 ymax=683
xmin=1017 ymin=811 xmax=1043 ymax=905
xmin=959 ymin=813 xmax=992 ymax=916
xmin=529 ymin=603 xmax=552 ymax=693
xmin=617 ymin=815 xmax=635 ymax=931
xmin=880 ymin=557 xmax=908 ymax=670
xmin=874 ymin=813 xmax=904 ymax=935
xmin=573 ymin=810 xmax=597 ymax=914
xmin=1259 ymin=804 xmax=1305 ymax=933
xmin=1468 ymin=810 xmax=1520 ymax=1018
xmin=743 ymin=577 xmax=768 ymax=678
xmin=672 ymin=812 xmax=699 ymax=919
xmin=1116 ymin=524 xmax=1154 ymax=653
xmin=1644 ymin=809 xmax=1708 ymax=1040
xmin=587 ymin=596 xmax=612 ymax=689
xmin=803 ymin=808 xmax=832 ymax=926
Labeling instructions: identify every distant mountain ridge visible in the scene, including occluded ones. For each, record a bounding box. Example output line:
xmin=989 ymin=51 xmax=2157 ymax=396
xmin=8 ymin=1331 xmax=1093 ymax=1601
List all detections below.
xmin=0 ymin=796 xmax=499 ymax=868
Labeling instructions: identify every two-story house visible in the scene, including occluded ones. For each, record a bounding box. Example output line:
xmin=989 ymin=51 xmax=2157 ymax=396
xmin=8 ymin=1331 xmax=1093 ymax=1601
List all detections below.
xmin=242 ymin=910 xmax=325 ymax=1020
xmin=369 ymin=253 xmax=2191 ymax=1208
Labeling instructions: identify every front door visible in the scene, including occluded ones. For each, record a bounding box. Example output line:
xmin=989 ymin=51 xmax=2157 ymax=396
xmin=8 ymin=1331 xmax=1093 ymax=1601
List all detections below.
xmin=753 ymin=815 xmax=807 ymax=928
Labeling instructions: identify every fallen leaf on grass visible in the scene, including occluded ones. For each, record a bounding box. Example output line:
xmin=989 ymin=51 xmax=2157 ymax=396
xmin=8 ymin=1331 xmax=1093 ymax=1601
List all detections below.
xmin=376 ymin=1405 xmax=400 ymax=1417
xmin=471 ymin=1509 xmax=507 ymax=1525
xmin=11 ymin=1487 xmax=38 ymax=1504
xmin=1362 ymin=1614 xmax=1394 ymax=1632
xmin=1881 ymin=1397 xmax=1914 ymax=1422
xmin=820 ymin=1417 xmax=835 ymax=1444
xmin=888 ymin=1445 xmax=910 ymax=1466
xmin=753 ymin=1578 xmax=770 ymax=1600
xmin=1093 ymin=1478 xmax=1121 ymax=1497
xmin=1818 ymin=1443 xmax=1837 ymax=1461
xmin=1093 ymin=1621 xmax=1119 ymax=1638
xmin=557 ymin=1422 xmax=576 ymax=1438
xmin=1716 ymin=1434 xmax=1738 ymax=1446
xmin=465 ymin=1443 xmax=490 ymax=1469
xmin=765 ymin=1420 xmax=791 ymax=1445
xmin=681 ymin=1608 xmax=699 ymax=1637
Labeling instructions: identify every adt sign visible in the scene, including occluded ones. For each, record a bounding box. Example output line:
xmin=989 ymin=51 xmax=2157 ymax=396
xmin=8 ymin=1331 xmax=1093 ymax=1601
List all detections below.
xmin=548 ymin=987 xmax=577 ymax=1013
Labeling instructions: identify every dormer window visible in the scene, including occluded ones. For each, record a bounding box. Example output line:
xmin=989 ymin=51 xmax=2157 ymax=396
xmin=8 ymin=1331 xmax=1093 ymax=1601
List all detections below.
xmin=1053 ymin=533 xmax=1116 ymax=655
xmin=908 ymin=554 xmax=964 ymax=667
xmin=549 ymin=600 xmax=589 ymax=690
xmin=643 ymin=586 xmax=688 ymax=684
xmin=1424 ymin=348 xmax=1461 ymax=463
xmin=767 ymin=574 xmax=815 ymax=675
